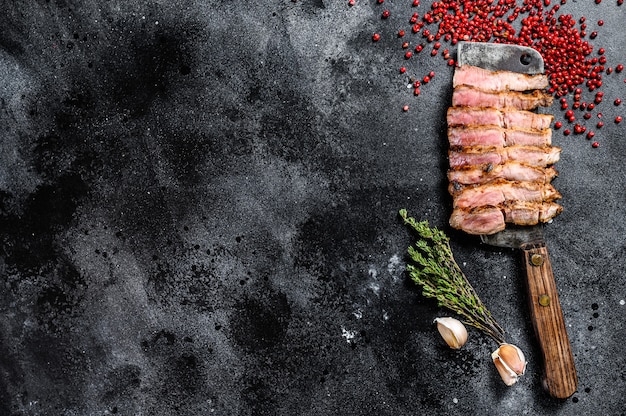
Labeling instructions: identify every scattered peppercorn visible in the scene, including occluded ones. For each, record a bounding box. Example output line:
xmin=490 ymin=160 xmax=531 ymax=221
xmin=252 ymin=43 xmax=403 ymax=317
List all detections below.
xmin=403 ymin=105 xmax=409 ymax=111
xmin=364 ymin=0 xmax=623 ymax=150
xmin=592 ymin=141 xmax=599 ymax=148
xmin=616 ymin=116 xmax=623 ymax=123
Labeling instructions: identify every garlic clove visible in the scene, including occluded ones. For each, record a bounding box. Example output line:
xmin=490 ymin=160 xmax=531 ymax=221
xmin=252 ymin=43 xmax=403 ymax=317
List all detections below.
xmin=434 ymin=317 xmax=468 ymax=349
xmin=491 ymin=343 xmax=527 ymax=386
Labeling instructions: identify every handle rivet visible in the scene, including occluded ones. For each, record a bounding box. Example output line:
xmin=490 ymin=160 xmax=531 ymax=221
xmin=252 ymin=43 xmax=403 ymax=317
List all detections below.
xmin=531 ymin=253 xmax=544 ymax=266
xmin=539 ymin=294 xmax=551 ymax=307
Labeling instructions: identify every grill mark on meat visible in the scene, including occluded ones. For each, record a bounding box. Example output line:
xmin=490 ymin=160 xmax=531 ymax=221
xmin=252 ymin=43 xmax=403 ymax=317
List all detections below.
xmin=447 ymin=107 xmax=554 ymax=130
xmin=451 ymin=179 xmax=561 ymax=209
xmin=448 ymin=126 xmax=552 ymax=147
xmin=447 ymin=162 xmax=558 ymax=185
xmin=452 ymin=85 xmax=554 ymax=110
xmin=449 ymin=201 xmax=562 ymax=235
xmin=448 ymin=145 xmax=561 ymax=169
xmin=453 ymin=65 xmax=550 ymax=92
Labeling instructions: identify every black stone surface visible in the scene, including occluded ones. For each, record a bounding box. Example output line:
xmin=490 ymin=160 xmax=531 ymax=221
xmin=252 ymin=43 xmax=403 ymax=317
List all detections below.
xmin=1 ymin=1 xmax=625 ymax=415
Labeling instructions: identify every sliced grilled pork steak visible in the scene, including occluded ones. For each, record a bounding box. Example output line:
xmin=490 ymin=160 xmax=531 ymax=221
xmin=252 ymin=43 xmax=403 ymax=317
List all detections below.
xmin=447 ymin=64 xmax=561 ymax=235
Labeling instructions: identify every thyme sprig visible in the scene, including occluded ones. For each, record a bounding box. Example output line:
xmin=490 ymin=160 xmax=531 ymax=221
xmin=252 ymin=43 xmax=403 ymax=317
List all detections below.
xmin=399 ymin=209 xmax=506 ymax=345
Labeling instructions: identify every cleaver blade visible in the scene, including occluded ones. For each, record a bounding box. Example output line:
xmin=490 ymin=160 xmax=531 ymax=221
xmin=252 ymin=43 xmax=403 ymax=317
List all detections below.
xmin=458 ymin=41 xmax=577 ymax=399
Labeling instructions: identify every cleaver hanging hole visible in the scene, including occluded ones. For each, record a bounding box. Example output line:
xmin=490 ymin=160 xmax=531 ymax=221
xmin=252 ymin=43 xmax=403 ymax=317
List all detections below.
xmin=520 ymin=53 xmax=532 ymax=66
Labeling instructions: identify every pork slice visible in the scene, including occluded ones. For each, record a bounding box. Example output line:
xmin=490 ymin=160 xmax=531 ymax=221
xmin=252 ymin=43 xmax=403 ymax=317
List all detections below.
xmin=447 ymin=162 xmax=558 ymax=185
xmin=502 ymin=109 xmax=554 ymax=130
xmin=448 ymin=126 xmax=505 ymax=147
xmin=447 ymin=107 xmax=504 ymax=127
xmin=452 ymin=85 xmax=554 ymax=110
xmin=447 ymin=106 xmax=554 ymax=130
xmin=505 ymin=145 xmax=561 ymax=166
xmin=453 ymin=65 xmax=550 ymax=92
xmin=504 ymin=127 xmax=552 ymax=146
xmin=449 ymin=206 xmax=505 ymax=235
xmin=451 ymin=179 xmax=561 ymax=209
xmin=449 ymin=201 xmax=562 ymax=235
xmin=448 ymin=145 xmax=561 ymax=169
xmin=448 ymin=126 xmax=552 ymax=147
xmin=448 ymin=146 xmax=505 ymax=168
xmin=502 ymin=201 xmax=563 ymax=225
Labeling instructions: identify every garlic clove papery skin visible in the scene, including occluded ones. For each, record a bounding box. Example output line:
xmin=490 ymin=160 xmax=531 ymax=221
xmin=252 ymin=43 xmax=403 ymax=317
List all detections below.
xmin=434 ymin=317 xmax=468 ymax=349
xmin=491 ymin=343 xmax=527 ymax=386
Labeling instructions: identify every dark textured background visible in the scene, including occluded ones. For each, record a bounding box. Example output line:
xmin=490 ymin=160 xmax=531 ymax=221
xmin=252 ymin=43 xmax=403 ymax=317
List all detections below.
xmin=1 ymin=0 xmax=625 ymax=415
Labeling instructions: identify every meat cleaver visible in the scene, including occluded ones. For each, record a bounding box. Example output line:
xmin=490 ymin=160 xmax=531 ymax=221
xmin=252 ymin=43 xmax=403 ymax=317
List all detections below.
xmin=456 ymin=41 xmax=578 ymax=399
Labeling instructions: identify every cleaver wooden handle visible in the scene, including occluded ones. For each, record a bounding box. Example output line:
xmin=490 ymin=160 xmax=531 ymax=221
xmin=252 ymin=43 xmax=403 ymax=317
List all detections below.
xmin=522 ymin=243 xmax=578 ymax=399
